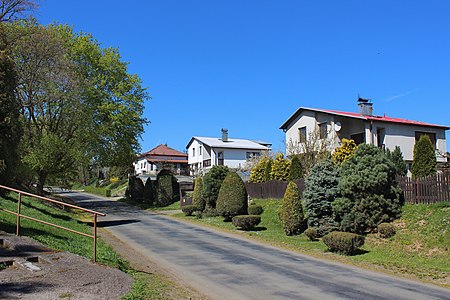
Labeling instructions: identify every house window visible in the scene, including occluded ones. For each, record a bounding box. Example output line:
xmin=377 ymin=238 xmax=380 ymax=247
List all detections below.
xmin=351 ymin=132 xmax=365 ymax=145
xmin=319 ymin=123 xmax=327 ymax=139
xmin=193 ymin=148 xmax=195 ymax=157
xmin=246 ymin=152 xmax=260 ymax=159
xmin=299 ymin=127 xmax=307 ymax=143
xmin=199 ymin=146 xmax=202 ymax=156
xmin=415 ymin=131 xmax=436 ymax=148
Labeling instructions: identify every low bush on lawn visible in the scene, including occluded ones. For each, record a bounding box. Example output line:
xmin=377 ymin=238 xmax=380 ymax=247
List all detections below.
xmin=377 ymin=223 xmax=396 ymax=238
xmin=322 ymin=231 xmax=365 ymax=255
xmin=232 ymin=215 xmax=261 ymax=231
xmin=248 ymin=204 xmax=263 ymax=215
xmin=304 ymin=228 xmax=319 ymax=241
xmin=181 ymin=205 xmax=197 ymax=216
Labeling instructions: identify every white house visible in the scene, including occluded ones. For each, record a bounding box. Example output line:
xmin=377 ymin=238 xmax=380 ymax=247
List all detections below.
xmin=280 ymin=98 xmax=449 ymax=169
xmin=186 ymin=129 xmax=271 ymax=175
xmin=133 ymin=144 xmax=188 ymax=176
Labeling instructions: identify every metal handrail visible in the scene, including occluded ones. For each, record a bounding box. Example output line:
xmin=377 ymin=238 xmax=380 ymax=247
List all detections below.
xmin=0 ymin=184 xmax=105 ymax=262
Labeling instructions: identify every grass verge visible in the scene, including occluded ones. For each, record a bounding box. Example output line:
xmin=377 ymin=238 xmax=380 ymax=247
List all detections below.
xmin=173 ymin=199 xmax=450 ymax=287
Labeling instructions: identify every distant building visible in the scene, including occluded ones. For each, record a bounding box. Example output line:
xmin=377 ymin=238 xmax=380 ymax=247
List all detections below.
xmin=280 ymin=98 xmax=449 ymax=173
xmin=186 ymin=129 xmax=271 ymax=176
xmin=133 ymin=144 xmax=188 ymax=176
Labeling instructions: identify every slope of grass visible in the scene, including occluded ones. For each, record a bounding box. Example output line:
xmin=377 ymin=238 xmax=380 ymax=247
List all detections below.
xmin=175 ymin=199 xmax=449 ymax=287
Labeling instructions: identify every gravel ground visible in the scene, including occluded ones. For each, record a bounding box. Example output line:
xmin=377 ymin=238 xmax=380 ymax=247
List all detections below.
xmin=0 ymin=231 xmax=132 ymax=300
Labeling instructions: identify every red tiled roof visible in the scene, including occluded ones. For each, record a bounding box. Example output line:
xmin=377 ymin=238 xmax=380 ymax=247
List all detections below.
xmin=141 ymin=144 xmax=188 ymax=158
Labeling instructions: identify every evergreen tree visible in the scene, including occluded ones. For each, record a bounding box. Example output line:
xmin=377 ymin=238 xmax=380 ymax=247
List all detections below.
xmin=288 ymin=155 xmax=303 ymax=180
xmin=216 ymin=172 xmax=248 ymax=221
xmin=279 ymin=181 xmax=304 ymax=236
xmin=192 ymin=176 xmax=205 ymax=211
xmin=270 ymin=153 xmax=291 ymax=181
xmin=332 ymin=138 xmax=357 ymax=166
xmin=264 ymin=158 xmax=273 ymax=181
xmin=411 ymin=135 xmax=436 ymax=178
xmin=303 ymin=158 xmax=339 ymax=236
xmin=333 ymin=144 xmax=403 ymax=234
xmin=202 ymin=165 xmax=229 ymax=209
xmin=390 ymin=146 xmax=407 ymax=176
xmin=249 ymin=156 xmax=269 ymax=183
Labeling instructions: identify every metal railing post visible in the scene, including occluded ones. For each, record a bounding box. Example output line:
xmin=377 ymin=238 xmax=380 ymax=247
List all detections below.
xmin=16 ymin=193 xmax=22 ymax=236
xmin=93 ymin=214 xmax=98 ymax=263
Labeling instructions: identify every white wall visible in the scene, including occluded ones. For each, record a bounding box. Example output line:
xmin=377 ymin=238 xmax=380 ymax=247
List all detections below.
xmin=187 ymin=139 xmax=203 ymax=165
xmin=133 ymin=157 xmax=149 ymax=175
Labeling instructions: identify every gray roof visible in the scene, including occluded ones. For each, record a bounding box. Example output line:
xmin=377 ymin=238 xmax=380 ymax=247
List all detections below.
xmin=186 ymin=136 xmax=270 ymax=150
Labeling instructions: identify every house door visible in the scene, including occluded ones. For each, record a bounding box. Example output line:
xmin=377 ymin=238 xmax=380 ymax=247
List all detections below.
xmin=218 ymin=152 xmax=224 ymax=165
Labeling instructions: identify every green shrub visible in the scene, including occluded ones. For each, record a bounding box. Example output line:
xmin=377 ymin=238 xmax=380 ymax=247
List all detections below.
xmin=248 ymin=204 xmax=263 ymax=215
xmin=232 ymin=215 xmax=261 ymax=231
xmin=279 ymin=181 xmax=304 ymax=236
xmin=216 ymin=172 xmax=248 ymax=221
xmin=126 ymin=176 xmax=144 ymax=202
xmin=333 ymin=144 xmax=404 ymax=234
xmin=390 ymin=146 xmax=408 ymax=176
xmin=202 ymin=207 xmax=218 ymax=217
xmin=288 ymin=155 xmax=303 ymax=180
xmin=156 ymin=169 xmax=180 ymax=206
xmin=322 ymin=231 xmax=365 ymax=255
xmin=192 ymin=177 xmax=205 ymax=211
xmin=181 ymin=205 xmax=197 ymax=216
xmin=411 ymin=135 xmax=436 ymax=178
xmin=304 ymin=228 xmax=319 ymax=241
xmin=378 ymin=222 xmax=396 ymax=238
xmin=143 ymin=178 xmax=155 ymax=205
xmin=303 ymin=158 xmax=339 ymax=236
xmin=202 ymin=165 xmax=229 ymax=209
xmin=332 ymin=138 xmax=357 ymax=166
xmin=249 ymin=156 xmax=271 ymax=183
xmin=85 ymin=186 xmax=111 ymax=197
xmin=270 ymin=153 xmax=291 ymax=181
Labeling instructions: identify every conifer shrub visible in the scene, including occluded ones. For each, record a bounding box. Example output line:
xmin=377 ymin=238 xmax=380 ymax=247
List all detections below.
xmin=322 ymin=231 xmax=365 ymax=255
xmin=333 ymin=144 xmax=403 ymax=234
xmin=304 ymin=228 xmax=319 ymax=241
xmin=377 ymin=223 xmax=396 ymax=238
xmin=411 ymin=135 xmax=436 ymax=178
xmin=332 ymin=138 xmax=357 ymax=166
xmin=271 ymin=153 xmax=291 ymax=181
xmin=288 ymin=155 xmax=303 ymax=180
xmin=126 ymin=176 xmax=144 ymax=202
xmin=390 ymin=146 xmax=408 ymax=176
xmin=232 ymin=215 xmax=261 ymax=231
xmin=156 ymin=169 xmax=179 ymax=206
xmin=202 ymin=165 xmax=229 ymax=209
xmin=265 ymin=158 xmax=273 ymax=181
xmin=279 ymin=181 xmax=304 ymax=236
xmin=192 ymin=176 xmax=205 ymax=211
xmin=249 ymin=156 xmax=271 ymax=183
xmin=143 ymin=178 xmax=155 ymax=205
xmin=303 ymin=158 xmax=340 ymax=236
xmin=216 ymin=172 xmax=248 ymax=221
xmin=181 ymin=205 xmax=197 ymax=216
xmin=248 ymin=204 xmax=263 ymax=215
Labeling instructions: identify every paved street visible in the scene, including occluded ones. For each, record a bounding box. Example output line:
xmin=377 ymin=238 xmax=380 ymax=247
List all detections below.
xmin=63 ymin=191 xmax=450 ymax=300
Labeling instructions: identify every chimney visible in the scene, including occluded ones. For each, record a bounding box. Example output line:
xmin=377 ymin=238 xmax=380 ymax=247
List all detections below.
xmin=357 ymin=97 xmax=373 ymax=116
xmin=221 ymin=128 xmax=228 ymax=142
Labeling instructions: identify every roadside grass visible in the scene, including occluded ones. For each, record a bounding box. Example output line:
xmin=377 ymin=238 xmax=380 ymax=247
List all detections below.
xmin=174 ymin=199 xmax=449 ymax=287
xmin=0 ymin=192 xmax=194 ymax=299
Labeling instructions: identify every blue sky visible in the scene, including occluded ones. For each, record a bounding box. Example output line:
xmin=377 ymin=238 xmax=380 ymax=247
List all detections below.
xmin=38 ymin=1 xmax=450 ymax=153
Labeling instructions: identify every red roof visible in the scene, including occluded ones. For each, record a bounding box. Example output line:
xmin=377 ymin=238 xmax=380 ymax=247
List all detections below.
xmin=141 ymin=144 xmax=188 ymax=158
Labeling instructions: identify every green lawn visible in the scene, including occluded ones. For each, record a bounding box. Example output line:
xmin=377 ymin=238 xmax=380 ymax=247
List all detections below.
xmin=174 ymin=199 xmax=450 ymax=287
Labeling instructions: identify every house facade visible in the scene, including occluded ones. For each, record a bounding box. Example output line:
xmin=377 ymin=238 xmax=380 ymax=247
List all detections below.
xmin=186 ymin=129 xmax=271 ymax=175
xmin=280 ymin=98 xmax=449 ymax=168
xmin=133 ymin=144 xmax=188 ymax=176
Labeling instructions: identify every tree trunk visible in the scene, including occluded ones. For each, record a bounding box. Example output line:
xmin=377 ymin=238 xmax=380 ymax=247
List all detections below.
xmin=37 ymin=171 xmax=48 ymax=195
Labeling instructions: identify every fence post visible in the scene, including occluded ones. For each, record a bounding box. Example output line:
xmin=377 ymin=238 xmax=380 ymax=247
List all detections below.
xmin=93 ymin=213 xmax=98 ymax=263
xmin=16 ymin=193 xmax=22 ymax=236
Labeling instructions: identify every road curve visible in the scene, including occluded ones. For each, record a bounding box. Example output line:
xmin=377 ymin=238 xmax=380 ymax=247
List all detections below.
xmin=63 ymin=191 xmax=450 ymax=300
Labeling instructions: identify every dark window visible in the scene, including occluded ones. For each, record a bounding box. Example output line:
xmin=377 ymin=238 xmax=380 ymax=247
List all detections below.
xmin=415 ymin=131 xmax=436 ymax=148
xmin=299 ymin=127 xmax=307 ymax=143
xmin=350 ymin=132 xmax=365 ymax=145
xmin=319 ymin=123 xmax=327 ymax=139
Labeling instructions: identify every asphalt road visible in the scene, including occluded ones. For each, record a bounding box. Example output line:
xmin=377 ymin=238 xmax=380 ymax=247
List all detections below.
xmin=62 ymin=191 xmax=450 ymax=300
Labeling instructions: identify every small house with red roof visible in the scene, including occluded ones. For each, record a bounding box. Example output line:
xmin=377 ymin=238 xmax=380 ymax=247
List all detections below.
xmin=133 ymin=144 xmax=188 ymax=176
xmin=280 ymin=98 xmax=449 ymax=171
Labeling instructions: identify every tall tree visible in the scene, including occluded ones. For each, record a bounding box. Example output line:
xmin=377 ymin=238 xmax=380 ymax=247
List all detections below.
xmin=390 ymin=146 xmax=407 ymax=176
xmin=411 ymin=135 xmax=436 ymax=178
xmin=0 ymin=0 xmax=37 ymax=23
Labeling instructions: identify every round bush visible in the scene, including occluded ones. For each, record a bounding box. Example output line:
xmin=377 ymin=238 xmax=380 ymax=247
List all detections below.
xmin=216 ymin=172 xmax=248 ymax=221
xmin=304 ymin=228 xmax=319 ymax=241
xmin=248 ymin=204 xmax=263 ymax=215
xmin=322 ymin=231 xmax=365 ymax=255
xmin=181 ymin=205 xmax=197 ymax=216
xmin=377 ymin=223 xmax=396 ymax=238
xmin=232 ymin=215 xmax=261 ymax=231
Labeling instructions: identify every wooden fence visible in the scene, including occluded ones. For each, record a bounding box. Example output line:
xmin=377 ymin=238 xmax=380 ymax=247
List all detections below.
xmin=245 ymin=179 xmax=305 ymax=199
xmin=397 ymin=172 xmax=450 ymax=204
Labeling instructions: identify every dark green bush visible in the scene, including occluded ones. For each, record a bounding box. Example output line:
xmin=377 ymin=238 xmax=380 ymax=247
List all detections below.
xmin=288 ymin=155 xmax=303 ymax=180
xmin=85 ymin=186 xmax=111 ymax=197
xmin=143 ymin=178 xmax=155 ymax=205
xmin=126 ymin=176 xmax=144 ymax=202
xmin=248 ymin=204 xmax=263 ymax=215
xmin=377 ymin=223 xmax=396 ymax=238
xmin=304 ymin=228 xmax=319 ymax=241
xmin=156 ymin=169 xmax=180 ymax=206
xmin=322 ymin=231 xmax=365 ymax=255
xmin=192 ymin=176 xmax=205 ymax=211
xmin=181 ymin=205 xmax=197 ymax=216
xmin=411 ymin=135 xmax=436 ymax=178
xmin=202 ymin=165 xmax=229 ymax=209
xmin=202 ymin=207 xmax=218 ymax=217
xmin=216 ymin=172 xmax=248 ymax=221
xmin=232 ymin=215 xmax=261 ymax=231
xmin=279 ymin=181 xmax=304 ymax=236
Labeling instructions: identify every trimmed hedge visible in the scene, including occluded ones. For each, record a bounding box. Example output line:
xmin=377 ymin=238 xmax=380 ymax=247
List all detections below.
xmin=279 ymin=181 xmax=304 ymax=236
xmin=181 ymin=205 xmax=197 ymax=216
xmin=216 ymin=172 xmax=248 ymax=221
xmin=85 ymin=186 xmax=111 ymax=197
xmin=248 ymin=204 xmax=263 ymax=215
xmin=232 ymin=215 xmax=261 ymax=231
xmin=322 ymin=231 xmax=365 ymax=255
xmin=378 ymin=223 xmax=396 ymax=238
xmin=304 ymin=228 xmax=319 ymax=241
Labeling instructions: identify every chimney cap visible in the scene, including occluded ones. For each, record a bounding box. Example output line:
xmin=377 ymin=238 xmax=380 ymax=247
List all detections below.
xmin=357 ymin=97 xmax=371 ymax=103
